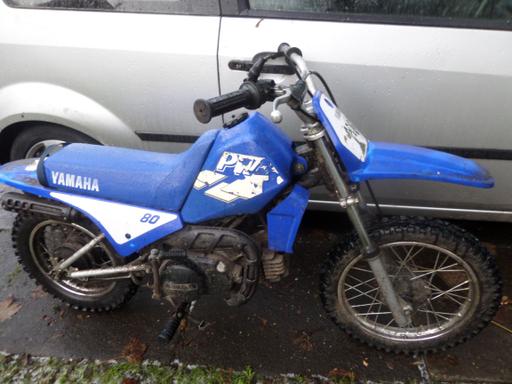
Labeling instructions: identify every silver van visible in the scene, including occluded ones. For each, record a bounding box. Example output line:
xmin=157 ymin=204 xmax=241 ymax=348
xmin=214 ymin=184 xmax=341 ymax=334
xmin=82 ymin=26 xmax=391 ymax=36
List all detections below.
xmin=1 ymin=0 xmax=511 ymax=221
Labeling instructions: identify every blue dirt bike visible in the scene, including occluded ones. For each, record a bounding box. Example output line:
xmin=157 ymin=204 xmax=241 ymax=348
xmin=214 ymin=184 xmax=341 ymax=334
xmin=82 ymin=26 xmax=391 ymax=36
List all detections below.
xmin=0 ymin=44 xmax=501 ymax=353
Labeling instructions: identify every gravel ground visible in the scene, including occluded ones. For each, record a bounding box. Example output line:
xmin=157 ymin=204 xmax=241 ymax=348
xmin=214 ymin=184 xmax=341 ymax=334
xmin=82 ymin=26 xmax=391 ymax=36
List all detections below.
xmin=0 ymin=188 xmax=510 ymax=383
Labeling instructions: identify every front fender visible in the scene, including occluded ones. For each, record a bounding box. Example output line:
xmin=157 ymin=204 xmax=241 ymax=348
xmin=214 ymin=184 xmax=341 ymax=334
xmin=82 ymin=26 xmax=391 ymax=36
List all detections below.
xmin=349 ymin=142 xmax=494 ymax=188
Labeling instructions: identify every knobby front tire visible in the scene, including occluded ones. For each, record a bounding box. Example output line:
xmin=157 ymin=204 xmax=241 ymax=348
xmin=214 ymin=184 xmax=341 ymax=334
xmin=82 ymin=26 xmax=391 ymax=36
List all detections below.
xmin=320 ymin=217 xmax=502 ymax=354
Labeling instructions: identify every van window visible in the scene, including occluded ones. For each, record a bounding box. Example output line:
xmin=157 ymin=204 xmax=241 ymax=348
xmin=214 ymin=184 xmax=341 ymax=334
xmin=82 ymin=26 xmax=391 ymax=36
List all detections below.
xmin=4 ymin=0 xmax=219 ymax=15
xmin=248 ymin=0 xmax=512 ymax=21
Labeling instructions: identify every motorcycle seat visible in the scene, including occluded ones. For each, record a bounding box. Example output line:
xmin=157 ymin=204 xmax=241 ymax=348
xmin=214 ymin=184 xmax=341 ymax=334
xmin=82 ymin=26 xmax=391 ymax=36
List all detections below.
xmin=37 ymin=129 xmax=219 ymax=212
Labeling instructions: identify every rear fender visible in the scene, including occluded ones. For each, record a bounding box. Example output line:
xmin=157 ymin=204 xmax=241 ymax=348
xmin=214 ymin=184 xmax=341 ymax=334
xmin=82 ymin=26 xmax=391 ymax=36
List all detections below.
xmin=0 ymin=159 xmax=182 ymax=256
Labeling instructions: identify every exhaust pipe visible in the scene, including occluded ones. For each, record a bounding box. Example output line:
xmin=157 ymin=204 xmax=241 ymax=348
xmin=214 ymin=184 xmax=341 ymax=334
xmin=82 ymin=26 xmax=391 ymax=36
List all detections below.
xmin=1 ymin=192 xmax=77 ymax=219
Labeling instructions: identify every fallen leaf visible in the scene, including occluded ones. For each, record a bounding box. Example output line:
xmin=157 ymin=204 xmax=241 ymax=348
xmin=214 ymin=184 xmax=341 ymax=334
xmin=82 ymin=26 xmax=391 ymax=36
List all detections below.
xmin=362 ymin=358 xmax=369 ymax=368
xmin=292 ymin=330 xmax=313 ymax=352
xmin=31 ymin=286 xmax=48 ymax=299
xmin=121 ymin=379 xmax=138 ymax=384
xmin=179 ymin=318 xmax=188 ymax=332
xmin=42 ymin=314 xmax=54 ymax=326
xmin=439 ymin=354 xmax=459 ymax=366
xmin=0 ymin=296 xmax=22 ymax=322
xmin=501 ymin=296 xmax=511 ymax=306
xmin=386 ymin=360 xmax=395 ymax=370
xmin=122 ymin=337 xmax=147 ymax=364
xmin=328 ymin=368 xmax=356 ymax=381
xmin=257 ymin=316 xmax=268 ymax=328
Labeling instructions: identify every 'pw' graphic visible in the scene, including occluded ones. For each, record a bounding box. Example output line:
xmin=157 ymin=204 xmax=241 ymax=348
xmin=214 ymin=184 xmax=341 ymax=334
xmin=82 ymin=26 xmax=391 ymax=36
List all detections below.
xmin=193 ymin=151 xmax=281 ymax=203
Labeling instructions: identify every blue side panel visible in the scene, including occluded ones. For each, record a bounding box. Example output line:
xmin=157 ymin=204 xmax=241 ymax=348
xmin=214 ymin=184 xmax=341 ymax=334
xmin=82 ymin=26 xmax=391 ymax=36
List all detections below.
xmin=40 ymin=129 xmax=219 ymax=212
xmin=0 ymin=160 xmax=183 ymax=257
xmin=181 ymin=112 xmax=299 ymax=223
xmin=267 ymin=185 xmax=310 ymax=253
xmin=350 ymin=142 xmax=494 ymax=188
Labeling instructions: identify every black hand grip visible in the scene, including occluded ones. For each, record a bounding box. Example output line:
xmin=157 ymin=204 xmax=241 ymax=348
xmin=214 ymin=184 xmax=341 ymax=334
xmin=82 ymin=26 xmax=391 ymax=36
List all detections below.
xmin=193 ymin=80 xmax=275 ymax=124
xmin=194 ymin=88 xmax=251 ymax=124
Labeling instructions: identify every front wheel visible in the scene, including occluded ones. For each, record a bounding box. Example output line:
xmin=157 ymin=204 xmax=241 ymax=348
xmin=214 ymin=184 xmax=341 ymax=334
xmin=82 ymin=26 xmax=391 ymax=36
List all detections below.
xmin=320 ymin=217 xmax=502 ymax=354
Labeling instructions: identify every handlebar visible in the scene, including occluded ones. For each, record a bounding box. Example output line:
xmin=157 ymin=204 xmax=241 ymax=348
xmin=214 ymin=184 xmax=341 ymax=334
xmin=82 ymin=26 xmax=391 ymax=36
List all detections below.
xmin=193 ymin=43 xmax=317 ymax=124
xmin=278 ymin=43 xmax=317 ymax=95
xmin=193 ymin=80 xmax=275 ymax=124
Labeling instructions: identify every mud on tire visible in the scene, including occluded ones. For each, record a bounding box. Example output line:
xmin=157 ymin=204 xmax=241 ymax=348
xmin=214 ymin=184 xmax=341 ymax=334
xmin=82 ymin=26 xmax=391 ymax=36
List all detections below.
xmin=12 ymin=213 xmax=137 ymax=312
xmin=320 ymin=216 xmax=502 ymax=354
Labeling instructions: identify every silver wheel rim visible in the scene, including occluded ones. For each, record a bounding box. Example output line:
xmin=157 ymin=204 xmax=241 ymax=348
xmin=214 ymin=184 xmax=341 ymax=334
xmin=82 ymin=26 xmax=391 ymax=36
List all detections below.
xmin=338 ymin=242 xmax=479 ymax=343
xmin=25 ymin=140 xmax=65 ymax=158
xmin=29 ymin=220 xmax=116 ymax=297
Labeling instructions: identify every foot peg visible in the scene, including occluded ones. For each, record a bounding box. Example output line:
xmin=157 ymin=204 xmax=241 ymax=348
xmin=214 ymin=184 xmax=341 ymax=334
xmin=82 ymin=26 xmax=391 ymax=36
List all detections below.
xmin=158 ymin=302 xmax=190 ymax=343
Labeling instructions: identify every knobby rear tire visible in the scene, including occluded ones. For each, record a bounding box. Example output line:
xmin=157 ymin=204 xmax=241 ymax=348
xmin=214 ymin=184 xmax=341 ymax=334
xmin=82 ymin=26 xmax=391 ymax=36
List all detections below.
xmin=12 ymin=213 xmax=138 ymax=312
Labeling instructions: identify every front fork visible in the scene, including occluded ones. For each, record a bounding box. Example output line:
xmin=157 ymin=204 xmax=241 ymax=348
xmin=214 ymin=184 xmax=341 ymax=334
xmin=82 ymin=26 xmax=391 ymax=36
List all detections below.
xmin=314 ymin=136 xmax=412 ymax=327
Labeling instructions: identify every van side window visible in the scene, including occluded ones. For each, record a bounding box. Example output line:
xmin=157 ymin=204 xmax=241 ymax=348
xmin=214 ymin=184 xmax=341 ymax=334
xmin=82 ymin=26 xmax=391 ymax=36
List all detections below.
xmin=248 ymin=0 xmax=512 ymax=21
xmin=4 ymin=0 xmax=219 ymax=15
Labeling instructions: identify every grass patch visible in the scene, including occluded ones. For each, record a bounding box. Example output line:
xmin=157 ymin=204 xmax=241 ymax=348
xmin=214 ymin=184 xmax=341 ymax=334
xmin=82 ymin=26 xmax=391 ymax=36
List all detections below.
xmin=0 ymin=352 xmax=363 ymax=383
xmin=6 ymin=265 xmax=21 ymax=286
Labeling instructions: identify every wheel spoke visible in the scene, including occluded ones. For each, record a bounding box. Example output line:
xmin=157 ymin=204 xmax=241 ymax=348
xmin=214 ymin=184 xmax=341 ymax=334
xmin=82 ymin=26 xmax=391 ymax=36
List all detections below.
xmin=356 ymin=311 xmax=392 ymax=317
xmin=344 ymin=275 xmax=377 ymax=293
xmin=389 ymin=245 xmax=424 ymax=278
xmin=431 ymin=280 xmax=469 ymax=301
xmin=362 ymin=287 xmax=383 ymax=321
xmin=410 ymin=263 xmax=463 ymax=281
xmin=346 ymin=286 xmax=381 ymax=303
xmin=351 ymin=302 xmax=381 ymax=309
xmin=426 ymin=299 xmax=442 ymax=326
xmin=383 ymin=317 xmax=395 ymax=329
xmin=417 ymin=309 xmax=456 ymax=321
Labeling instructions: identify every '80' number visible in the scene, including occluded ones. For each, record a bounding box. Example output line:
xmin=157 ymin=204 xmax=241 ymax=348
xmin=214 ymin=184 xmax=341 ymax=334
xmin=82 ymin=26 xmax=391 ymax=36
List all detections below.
xmin=140 ymin=213 xmax=160 ymax=224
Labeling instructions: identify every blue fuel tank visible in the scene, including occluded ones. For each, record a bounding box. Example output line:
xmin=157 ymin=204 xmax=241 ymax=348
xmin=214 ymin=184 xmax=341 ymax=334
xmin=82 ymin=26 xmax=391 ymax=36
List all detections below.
xmin=181 ymin=112 xmax=300 ymax=223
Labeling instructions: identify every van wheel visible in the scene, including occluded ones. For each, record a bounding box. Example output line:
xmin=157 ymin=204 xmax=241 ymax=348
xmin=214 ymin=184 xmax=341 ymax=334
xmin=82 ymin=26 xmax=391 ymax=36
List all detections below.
xmin=10 ymin=124 xmax=97 ymax=160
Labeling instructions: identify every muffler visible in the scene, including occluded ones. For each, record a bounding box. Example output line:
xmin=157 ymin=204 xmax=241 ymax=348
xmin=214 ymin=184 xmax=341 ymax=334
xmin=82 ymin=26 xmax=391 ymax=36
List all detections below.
xmin=1 ymin=192 xmax=77 ymax=219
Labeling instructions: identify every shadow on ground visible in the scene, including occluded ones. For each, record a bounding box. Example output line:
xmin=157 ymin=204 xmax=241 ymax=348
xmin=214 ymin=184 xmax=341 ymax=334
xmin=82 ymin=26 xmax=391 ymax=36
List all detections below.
xmin=0 ymin=210 xmax=510 ymax=382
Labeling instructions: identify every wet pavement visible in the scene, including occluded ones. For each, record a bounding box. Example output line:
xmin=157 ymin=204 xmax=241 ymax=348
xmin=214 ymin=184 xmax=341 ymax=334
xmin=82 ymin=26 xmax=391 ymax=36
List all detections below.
xmin=0 ymin=197 xmax=510 ymax=382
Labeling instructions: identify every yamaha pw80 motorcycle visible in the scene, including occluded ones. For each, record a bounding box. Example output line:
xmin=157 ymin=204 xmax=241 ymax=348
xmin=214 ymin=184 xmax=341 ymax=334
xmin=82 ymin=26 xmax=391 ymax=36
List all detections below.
xmin=0 ymin=44 xmax=502 ymax=353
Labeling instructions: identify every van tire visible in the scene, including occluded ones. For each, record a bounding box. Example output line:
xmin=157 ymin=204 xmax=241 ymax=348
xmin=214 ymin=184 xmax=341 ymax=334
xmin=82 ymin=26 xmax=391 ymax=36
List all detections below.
xmin=10 ymin=124 xmax=97 ymax=160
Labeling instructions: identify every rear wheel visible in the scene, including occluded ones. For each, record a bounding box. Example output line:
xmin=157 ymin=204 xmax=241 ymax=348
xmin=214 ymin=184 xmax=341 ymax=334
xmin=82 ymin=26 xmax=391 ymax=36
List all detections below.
xmin=12 ymin=214 xmax=137 ymax=312
xmin=320 ymin=217 xmax=502 ymax=354
xmin=10 ymin=124 xmax=97 ymax=160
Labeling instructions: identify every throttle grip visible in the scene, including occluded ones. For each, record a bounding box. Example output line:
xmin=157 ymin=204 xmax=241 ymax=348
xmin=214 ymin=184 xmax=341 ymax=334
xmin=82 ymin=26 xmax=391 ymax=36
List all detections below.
xmin=193 ymin=80 xmax=275 ymax=124
xmin=194 ymin=88 xmax=251 ymax=124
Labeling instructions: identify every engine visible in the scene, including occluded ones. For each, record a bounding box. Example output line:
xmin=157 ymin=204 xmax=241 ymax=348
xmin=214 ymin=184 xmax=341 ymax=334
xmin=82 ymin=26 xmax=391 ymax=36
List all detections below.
xmin=158 ymin=226 xmax=260 ymax=306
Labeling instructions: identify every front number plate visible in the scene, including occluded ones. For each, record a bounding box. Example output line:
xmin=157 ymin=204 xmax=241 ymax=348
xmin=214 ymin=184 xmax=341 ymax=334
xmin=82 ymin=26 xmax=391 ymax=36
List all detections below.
xmin=318 ymin=93 xmax=368 ymax=162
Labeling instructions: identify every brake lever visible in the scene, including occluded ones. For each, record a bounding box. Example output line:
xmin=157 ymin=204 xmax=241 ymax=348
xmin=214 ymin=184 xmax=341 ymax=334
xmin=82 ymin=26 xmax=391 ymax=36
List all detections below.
xmin=270 ymin=88 xmax=292 ymax=124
